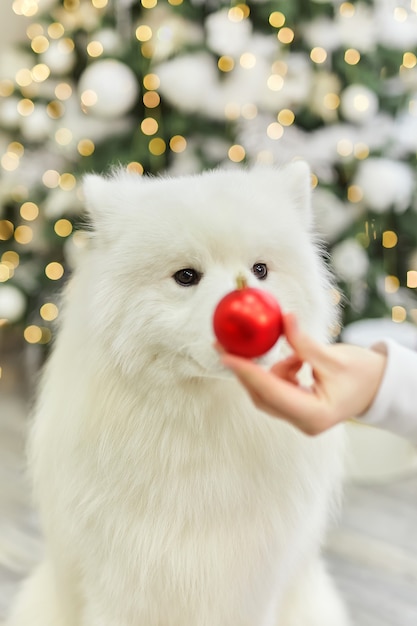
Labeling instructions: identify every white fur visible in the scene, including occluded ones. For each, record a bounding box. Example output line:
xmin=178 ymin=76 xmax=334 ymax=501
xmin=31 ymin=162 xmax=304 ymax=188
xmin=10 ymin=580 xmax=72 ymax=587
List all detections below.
xmin=7 ymin=163 xmax=349 ymax=626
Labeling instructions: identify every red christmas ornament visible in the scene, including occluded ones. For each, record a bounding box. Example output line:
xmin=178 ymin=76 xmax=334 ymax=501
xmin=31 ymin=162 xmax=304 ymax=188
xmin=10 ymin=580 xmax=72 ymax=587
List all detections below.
xmin=213 ymin=275 xmax=283 ymax=358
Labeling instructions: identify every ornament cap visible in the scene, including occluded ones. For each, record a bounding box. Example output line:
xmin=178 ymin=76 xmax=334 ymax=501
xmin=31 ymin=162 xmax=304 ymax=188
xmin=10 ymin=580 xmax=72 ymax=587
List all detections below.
xmin=236 ymin=274 xmax=247 ymax=290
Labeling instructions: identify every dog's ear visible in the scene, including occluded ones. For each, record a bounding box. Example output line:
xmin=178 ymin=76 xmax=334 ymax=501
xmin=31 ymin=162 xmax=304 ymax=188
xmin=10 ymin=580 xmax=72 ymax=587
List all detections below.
xmin=82 ymin=170 xmax=143 ymax=242
xmin=82 ymin=173 xmax=118 ymax=239
xmin=282 ymin=160 xmax=313 ymax=228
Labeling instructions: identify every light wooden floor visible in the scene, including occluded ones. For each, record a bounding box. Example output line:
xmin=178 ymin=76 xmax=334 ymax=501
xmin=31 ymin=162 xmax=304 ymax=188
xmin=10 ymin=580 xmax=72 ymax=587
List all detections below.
xmin=1 ymin=363 xmax=416 ymax=624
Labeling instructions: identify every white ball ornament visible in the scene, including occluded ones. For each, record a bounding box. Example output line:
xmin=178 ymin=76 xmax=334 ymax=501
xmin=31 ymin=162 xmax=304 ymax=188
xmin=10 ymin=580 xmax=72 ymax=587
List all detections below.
xmin=78 ymin=60 xmax=139 ymax=119
xmin=21 ymin=105 xmax=53 ymax=142
xmin=340 ymin=84 xmax=379 ymax=124
xmin=332 ymin=239 xmax=369 ymax=283
xmin=0 ymin=285 xmax=26 ymax=324
xmin=354 ymin=158 xmax=415 ymax=214
xmin=41 ymin=40 xmax=76 ymax=76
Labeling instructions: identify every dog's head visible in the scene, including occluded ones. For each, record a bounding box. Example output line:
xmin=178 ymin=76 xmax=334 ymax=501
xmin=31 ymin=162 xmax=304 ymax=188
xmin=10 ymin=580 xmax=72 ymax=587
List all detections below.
xmin=78 ymin=163 xmax=336 ymax=381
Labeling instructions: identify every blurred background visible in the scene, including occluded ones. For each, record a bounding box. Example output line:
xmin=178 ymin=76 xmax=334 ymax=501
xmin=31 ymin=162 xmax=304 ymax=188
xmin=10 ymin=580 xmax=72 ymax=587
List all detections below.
xmin=1 ymin=0 xmax=417 ymax=353
xmin=1 ymin=0 xmax=417 ymax=623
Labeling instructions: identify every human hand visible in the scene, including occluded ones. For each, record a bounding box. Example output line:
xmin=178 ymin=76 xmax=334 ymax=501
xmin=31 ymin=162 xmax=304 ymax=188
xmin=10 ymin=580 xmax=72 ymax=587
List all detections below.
xmin=218 ymin=313 xmax=387 ymax=435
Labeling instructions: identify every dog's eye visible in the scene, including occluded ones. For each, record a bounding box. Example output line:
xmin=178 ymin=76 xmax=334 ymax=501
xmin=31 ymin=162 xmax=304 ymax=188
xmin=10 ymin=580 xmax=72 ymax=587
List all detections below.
xmin=173 ymin=268 xmax=202 ymax=287
xmin=252 ymin=263 xmax=268 ymax=280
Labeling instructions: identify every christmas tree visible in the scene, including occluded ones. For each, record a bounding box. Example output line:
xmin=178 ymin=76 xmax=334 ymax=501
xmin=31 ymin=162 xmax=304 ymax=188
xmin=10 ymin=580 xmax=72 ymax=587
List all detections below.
xmin=1 ymin=0 xmax=417 ymax=351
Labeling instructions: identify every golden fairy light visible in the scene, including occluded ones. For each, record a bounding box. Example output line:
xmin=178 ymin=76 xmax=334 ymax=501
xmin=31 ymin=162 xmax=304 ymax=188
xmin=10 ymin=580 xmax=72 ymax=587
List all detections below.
xmin=382 ymin=230 xmax=398 ymax=248
xmin=143 ymin=91 xmax=160 ymax=108
xmin=54 ymin=219 xmax=73 ymax=237
xmin=310 ymin=47 xmax=327 ymax=64
xmin=24 ymin=325 xmax=43 ymax=344
xmin=354 ymin=143 xmax=369 ymax=160
xmin=267 ymin=123 xmax=284 ymax=140
xmin=141 ymin=43 xmax=154 ymax=58
xmin=277 ymin=27 xmax=294 ymax=44
xmin=269 ymin=12 xmax=285 ymax=28
xmin=136 ymin=25 xmax=153 ymax=42
xmin=392 ymin=306 xmax=406 ymax=323
xmin=87 ymin=41 xmax=104 ymax=57
xmin=17 ymin=98 xmax=35 ymax=116
xmin=141 ymin=0 xmax=157 ymax=8
xmin=64 ymin=0 xmax=80 ymax=10
xmin=80 ymin=89 xmax=98 ymax=107
xmin=407 ymin=271 xmax=417 ymax=288
xmin=218 ymin=56 xmax=234 ymax=72
xmin=14 ymin=225 xmax=33 ymax=245
xmin=228 ymin=144 xmax=246 ymax=162
xmin=13 ymin=0 xmax=39 ymax=17
xmin=31 ymin=35 xmax=49 ymax=54
xmin=1 ymin=153 xmax=20 ymax=172
xmin=48 ymin=22 xmax=65 ymax=39
xmin=42 ymin=170 xmax=61 ymax=189
xmin=77 ymin=139 xmax=95 ymax=156
xmin=127 ymin=162 xmax=144 ymax=174
xmin=0 ymin=80 xmax=14 ymax=97
xmin=40 ymin=303 xmax=59 ymax=321
xmin=240 ymin=53 xmax=256 ymax=69
xmin=168 ymin=0 xmax=183 ymax=4
xmin=169 ymin=135 xmax=187 ymax=153
xmin=143 ymin=73 xmax=160 ymax=90
xmin=344 ymin=49 xmax=361 ymax=65
xmin=336 ymin=139 xmax=353 ymax=157
xmin=141 ymin=117 xmax=159 ymax=135
xmin=1 ymin=251 xmax=20 ymax=268
xmin=47 ymin=101 xmax=65 ymax=119
xmin=0 ymin=264 xmax=13 ymax=282
xmin=324 ymin=93 xmax=340 ymax=110
xmin=32 ymin=64 xmax=50 ymax=82
xmin=45 ymin=262 xmax=64 ymax=280
xmin=20 ymin=202 xmax=39 ymax=221
xmin=26 ymin=23 xmax=43 ymax=39
xmin=15 ymin=69 xmax=32 ymax=87
xmin=55 ymin=128 xmax=73 ymax=146
xmin=8 ymin=142 xmax=24 ymax=157
xmin=403 ymin=52 xmax=417 ymax=69
xmin=277 ymin=109 xmax=295 ymax=126
xmin=267 ymin=74 xmax=284 ymax=91
xmin=228 ymin=6 xmax=245 ymax=22
xmin=385 ymin=276 xmax=400 ymax=293
xmin=92 ymin=0 xmax=108 ymax=7
xmin=347 ymin=185 xmax=363 ymax=203
xmin=0 ymin=221 xmax=14 ymax=241
xmin=340 ymin=2 xmax=355 ymax=17
xmin=149 ymin=138 xmax=166 ymax=155
xmin=59 ymin=173 xmax=76 ymax=190
xmin=55 ymin=83 xmax=72 ymax=100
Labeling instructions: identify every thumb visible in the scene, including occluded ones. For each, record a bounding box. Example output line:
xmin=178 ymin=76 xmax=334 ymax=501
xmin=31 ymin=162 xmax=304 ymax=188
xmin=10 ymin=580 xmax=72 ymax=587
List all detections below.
xmin=283 ymin=313 xmax=330 ymax=366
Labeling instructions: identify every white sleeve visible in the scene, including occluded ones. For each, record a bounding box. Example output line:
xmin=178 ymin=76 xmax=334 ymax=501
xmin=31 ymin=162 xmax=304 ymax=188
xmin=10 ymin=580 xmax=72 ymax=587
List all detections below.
xmin=359 ymin=339 xmax=417 ymax=444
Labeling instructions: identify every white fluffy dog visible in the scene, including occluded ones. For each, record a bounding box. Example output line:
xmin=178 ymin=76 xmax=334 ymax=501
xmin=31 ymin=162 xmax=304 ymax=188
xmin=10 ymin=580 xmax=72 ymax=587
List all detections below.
xmin=7 ymin=162 xmax=349 ymax=626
